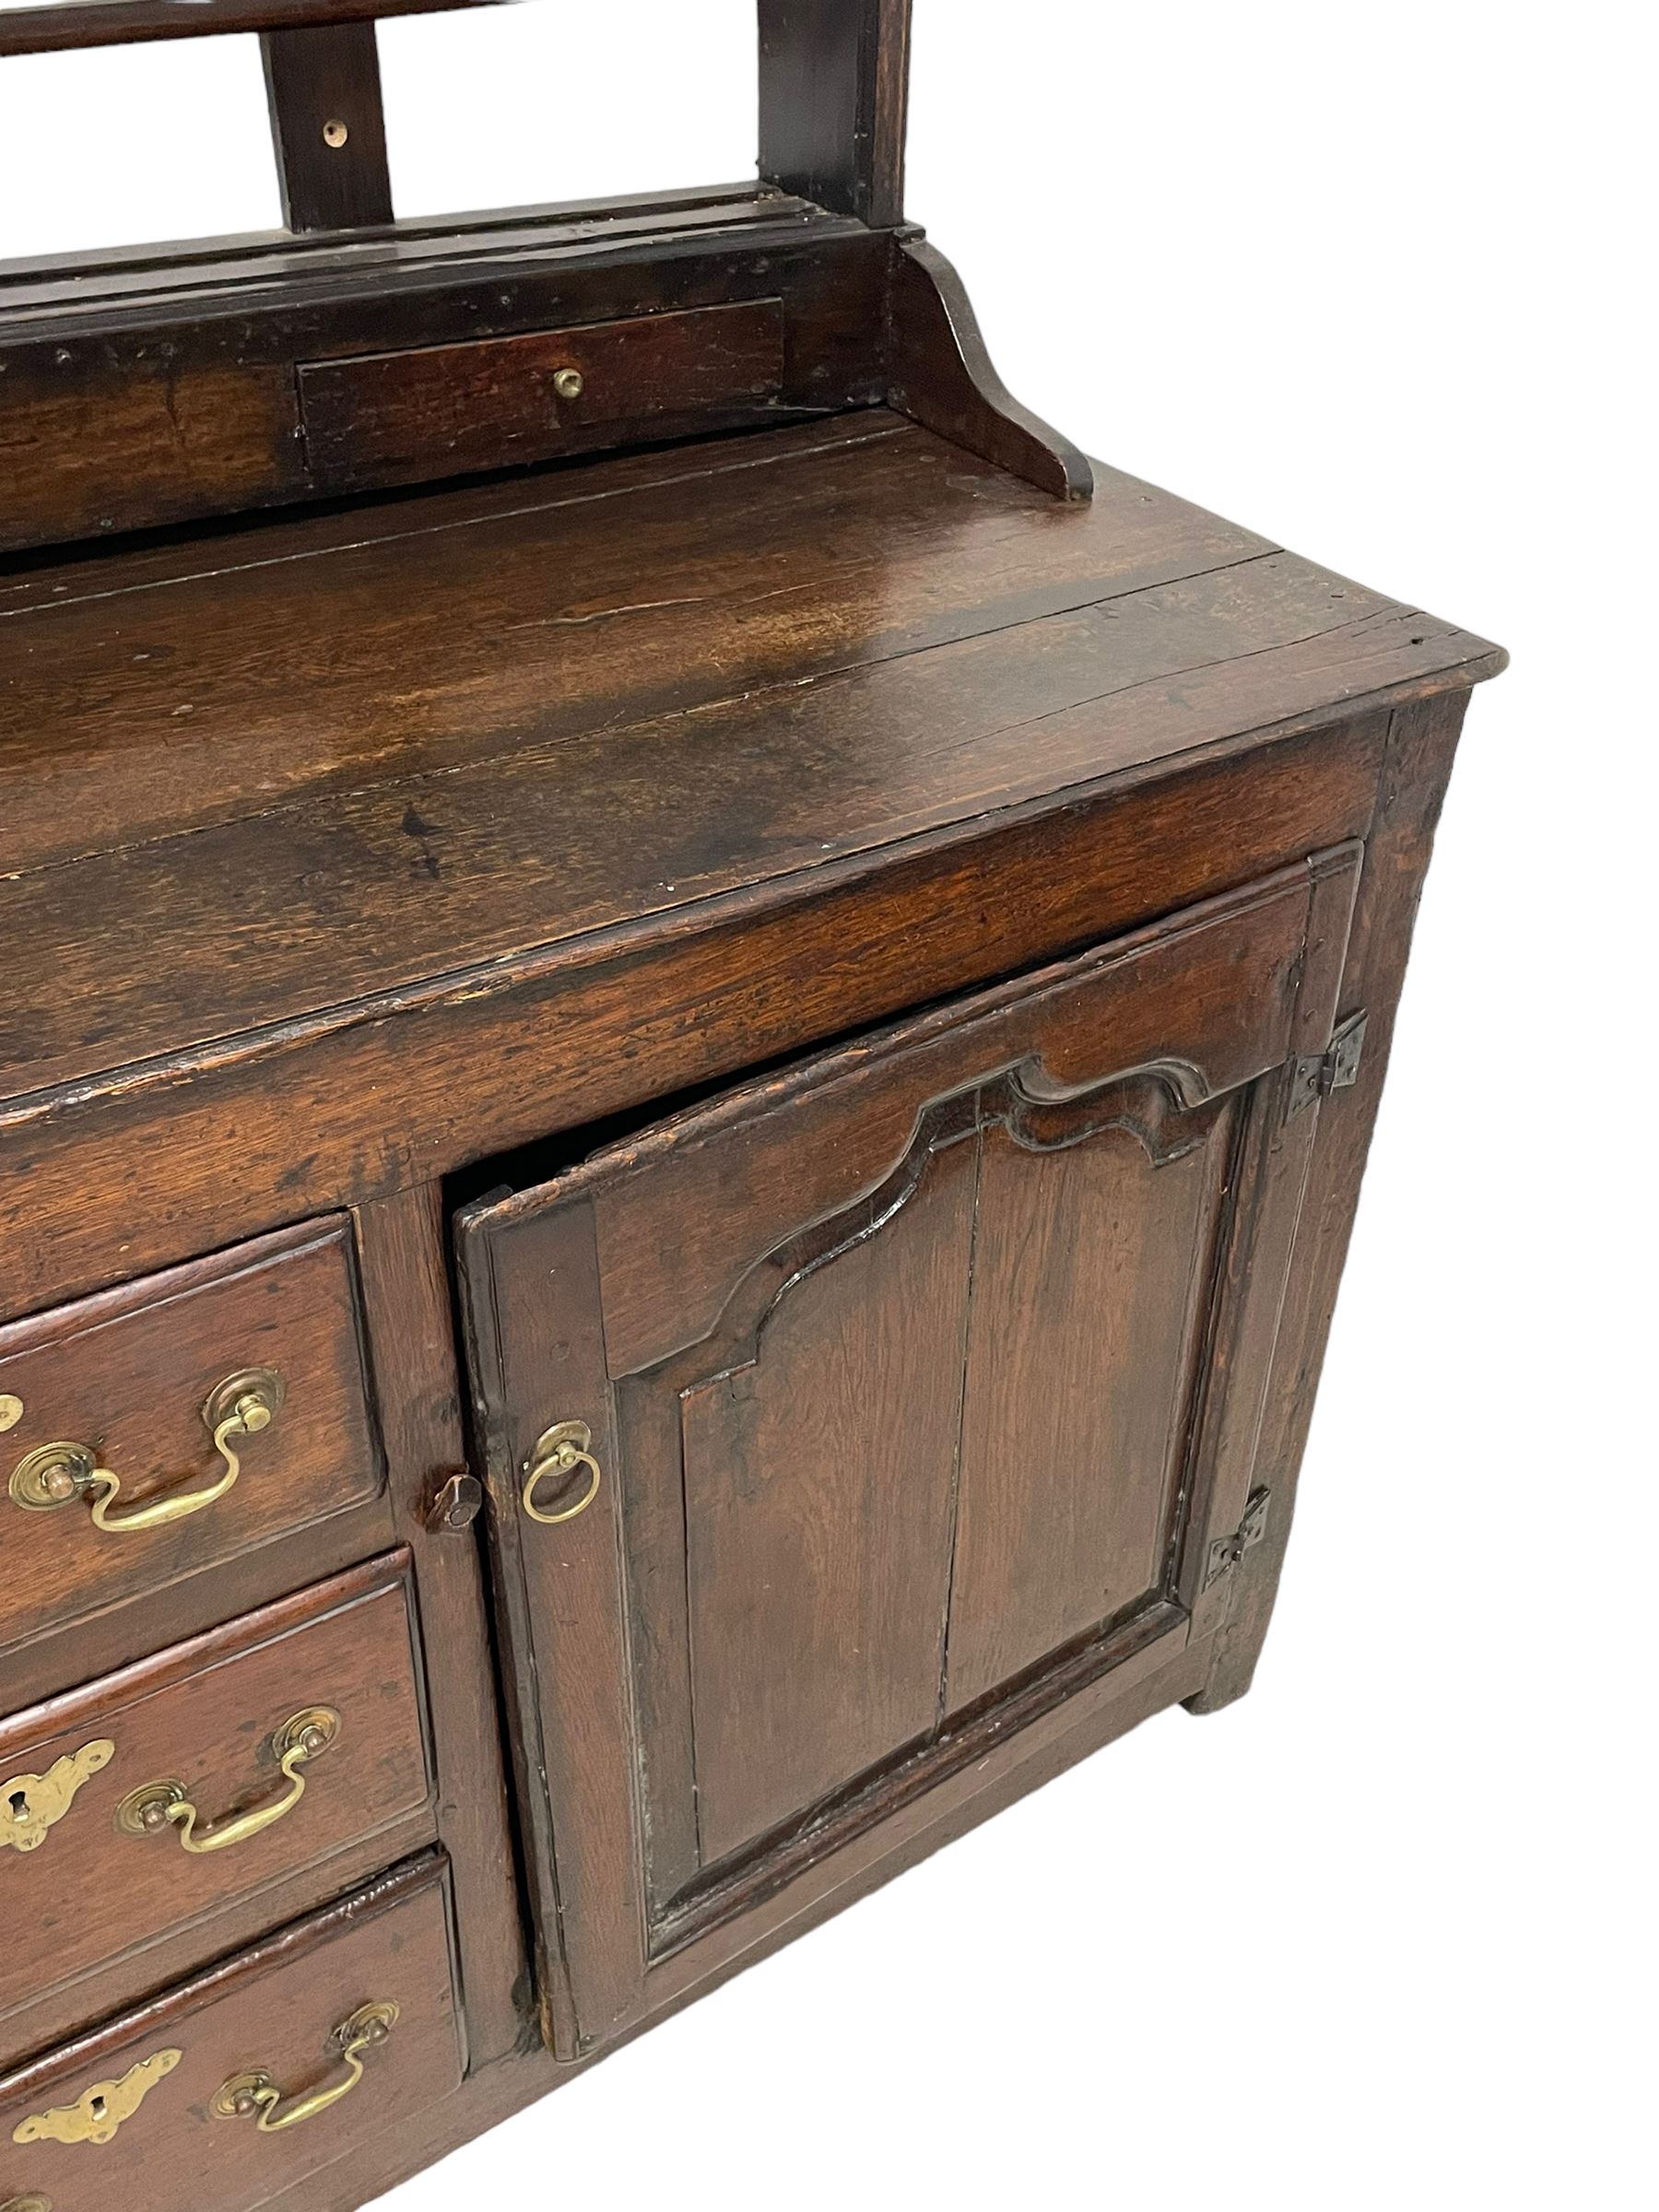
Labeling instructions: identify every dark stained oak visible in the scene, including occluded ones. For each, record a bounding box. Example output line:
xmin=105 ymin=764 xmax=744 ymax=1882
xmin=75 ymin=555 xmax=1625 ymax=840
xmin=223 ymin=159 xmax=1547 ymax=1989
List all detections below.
xmin=569 ymin=855 xmax=1322 ymax=1372
xmin=347 ymin=1187 xmax=529 ymax=2066
xmin=0 ymin=418 xmax=1254 ymax=877
xmin=0 ymin=12 xmax=1506 ymax=2194
xmin=0 ymin=0 xmax=507 ymax=56
xmin=455 ymin=854 xmax=1359 ymax=2049
xmin=681 ymin=1136 xmax=977 ymax=1864
xmin=457 ymin=1195 xmax=641 ymax=2060
xmin=943 ymin=1103 xmax=1232 ymax=1712
xmin=0 ymin=1218 xmax=383 ymax=1665
xmin=0 ymin=717 xmax=1390 ymax=1323
xmin=889 ymin=241 xmax=1094 ymax=500
xmin=243 ymin=1632 xmax=1217 ymax=2212
xmin=0 ymin=214 xmax=887 ymax=552
xmin=297 ymin=300 xmax=786 ymax=488
xmin=1185 ymin=688 xmax=1481 ymax=1710
xmin=262 ymin=19 xmax=394 ymax=235
xmin=0 ymin=1856 xmax=463 ymax=2212
xmin=0 ymin=1556 xmax=434 ymax=2068
xmin=2 ymin=213 xmax=1093 ymax=551
xmin=0 ymin=422 xmax=1495 ymax=1110
xmin=759 ymin=0 xmax=912 ymax=226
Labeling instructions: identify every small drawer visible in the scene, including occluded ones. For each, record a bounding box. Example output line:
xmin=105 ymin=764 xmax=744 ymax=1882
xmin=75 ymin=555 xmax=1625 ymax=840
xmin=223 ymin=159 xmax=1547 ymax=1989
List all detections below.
xmin=0 ymin=1218 xmax=383 ymax=1663
xmin=0 ymin=1556 xmax=433 ymax=2067
xmin=297 ymin=297 xmax=785 ymax=488
xmin=0 ymin=1855 xmax=460 ymax=2212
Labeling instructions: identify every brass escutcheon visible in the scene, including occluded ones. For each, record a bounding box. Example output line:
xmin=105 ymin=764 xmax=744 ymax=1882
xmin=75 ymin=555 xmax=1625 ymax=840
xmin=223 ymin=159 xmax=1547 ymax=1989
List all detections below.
xmin=0 ymin=1394 xmax=23 ymax=1433
xmin=114 ymin=1706 xmax=338 ymax=1855
xmin=8 ymin=1366 xmax=284 ymax=1533
xmin=212 ymin=2001 xmax=399 ymax=2133
xmin=12 ymin=2048 xmax=181 ymax=2147
xmin=2 ymin=1740 xmax=115 ymax=1855
xmin=522 ymin=1419 xmax=602 ymax=1524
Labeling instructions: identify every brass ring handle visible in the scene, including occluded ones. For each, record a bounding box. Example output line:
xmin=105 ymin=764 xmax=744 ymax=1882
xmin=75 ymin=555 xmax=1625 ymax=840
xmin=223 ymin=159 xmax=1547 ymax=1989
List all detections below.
xmin=212 ymin=2002 xmax=398 ymax=2134
xmin=7 ymin=1367 xmax=285 ymax=1534
xmin=522 ymin=1419 xmax=603 ymax=1524
xmin=114 ymin=1706 xmax=338 ymax=1856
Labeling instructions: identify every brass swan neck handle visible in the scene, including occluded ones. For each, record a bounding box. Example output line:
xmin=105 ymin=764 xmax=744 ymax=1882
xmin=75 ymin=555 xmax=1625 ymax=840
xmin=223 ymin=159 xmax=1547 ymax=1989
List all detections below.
xmin=8 ymin=1367 xmax=284 ymax=1534
xmin=115 ymin=1707 xmax=339 ymax=1856
xmin=212 ymin=2003 xmax=399 ymax=2133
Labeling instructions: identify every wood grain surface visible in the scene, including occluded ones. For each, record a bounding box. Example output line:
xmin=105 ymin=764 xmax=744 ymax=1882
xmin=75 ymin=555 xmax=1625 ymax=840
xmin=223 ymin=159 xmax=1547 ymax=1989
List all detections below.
xmin=0 ymin=419 xmax=1497 ymax=1110
xmin=0 ymin=9 xmax=1508 ymax=2202
xmin=298 ymin=301 xmax=786 ymax=487
xmin=0 ymin=1218 xmax=383 ymax=1662
xmin=0 ymin=1856 xmax=461 ymax=2212
xmin=0 ymin=1557 xmax=432 ymax=2067
xmin=456 ymin=854 xmax=1358 ymax=2050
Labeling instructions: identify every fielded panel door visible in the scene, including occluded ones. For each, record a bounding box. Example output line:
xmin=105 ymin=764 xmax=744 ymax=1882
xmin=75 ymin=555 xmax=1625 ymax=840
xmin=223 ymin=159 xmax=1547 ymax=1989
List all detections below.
xmin=456 ymin=849 xmax=1359 ymax=2057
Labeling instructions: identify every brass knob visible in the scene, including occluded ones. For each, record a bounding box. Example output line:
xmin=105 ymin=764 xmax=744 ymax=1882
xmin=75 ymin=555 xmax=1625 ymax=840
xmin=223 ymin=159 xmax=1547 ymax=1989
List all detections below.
xmin=41 ymin=1461 xmax=80 ymax=1504
xmin=227 ymin=1387 xmax=275 ymax=1436
xmin=551 ymin=367 xmax=585 ymax=402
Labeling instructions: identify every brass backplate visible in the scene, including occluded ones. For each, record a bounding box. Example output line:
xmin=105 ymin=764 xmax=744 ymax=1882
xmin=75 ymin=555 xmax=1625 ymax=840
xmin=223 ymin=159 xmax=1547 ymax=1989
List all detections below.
xmin=202 ymin=1364 xmax=286 ymax=1436
xmin=271 ymin=1704 xmax=340 ymax=1762
xmin=112 ymin=1776 xmax=186 ymax=1839
xmin=2 ymin=1740 xmax=115 ymax=1854
xmin=7 ymin=1441 xmax=95 ymax=1513
xmin=336 ymin=1999 xmax=400 ymax=2050
xmin=11 ymin=2048 xmax=182 ymax=2146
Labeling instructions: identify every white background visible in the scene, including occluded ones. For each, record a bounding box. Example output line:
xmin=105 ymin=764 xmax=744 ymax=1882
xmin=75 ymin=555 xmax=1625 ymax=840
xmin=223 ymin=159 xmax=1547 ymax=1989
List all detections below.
xmin=3 ymin=3 xmax=1652 ymax=2206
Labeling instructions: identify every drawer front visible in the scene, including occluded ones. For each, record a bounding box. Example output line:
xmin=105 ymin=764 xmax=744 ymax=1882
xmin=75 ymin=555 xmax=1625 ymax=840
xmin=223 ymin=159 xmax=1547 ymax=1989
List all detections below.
xmin=0 ymin=1218 xmax=382 ymax=1661
xmin=0 ymin=1856 xmax=461 ymax=2212
xmin=0 ymin=1557 xmax=433 ymax=2066
xmin=298 ymin=298 xmax=786 ymax=488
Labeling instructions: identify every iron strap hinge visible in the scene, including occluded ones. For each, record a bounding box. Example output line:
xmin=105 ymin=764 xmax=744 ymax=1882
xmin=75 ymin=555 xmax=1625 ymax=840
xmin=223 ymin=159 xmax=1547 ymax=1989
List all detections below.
xmin=1203 ymin=1488 xmax=1271 ymax=1590
xmin=1285 ymin=1009 xmax=1370 ymax=1123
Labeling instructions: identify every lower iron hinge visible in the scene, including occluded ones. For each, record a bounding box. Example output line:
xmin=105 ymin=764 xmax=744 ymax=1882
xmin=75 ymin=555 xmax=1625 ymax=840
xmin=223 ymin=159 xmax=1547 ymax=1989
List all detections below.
xmin=1203 ymin=1488 xmax=1271 ymax=1590
xmin=1285 ymin=1009 xmax=1370 ymax=1122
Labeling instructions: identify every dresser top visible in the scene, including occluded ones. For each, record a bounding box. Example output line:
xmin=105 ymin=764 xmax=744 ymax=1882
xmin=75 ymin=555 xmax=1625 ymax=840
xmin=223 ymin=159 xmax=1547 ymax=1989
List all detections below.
xmin=0 ymin=411 xmax=1501 ymax=1112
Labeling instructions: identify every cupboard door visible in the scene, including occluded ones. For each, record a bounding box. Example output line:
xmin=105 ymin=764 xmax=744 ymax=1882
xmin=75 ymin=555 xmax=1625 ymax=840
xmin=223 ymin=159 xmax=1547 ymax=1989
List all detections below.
xmin=456 ymin=852 xmax=1359 ymax=2056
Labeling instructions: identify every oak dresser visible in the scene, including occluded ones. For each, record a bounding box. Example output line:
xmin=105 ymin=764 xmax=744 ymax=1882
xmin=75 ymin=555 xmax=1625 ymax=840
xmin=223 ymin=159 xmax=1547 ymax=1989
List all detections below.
xmin=0 ymin=5 xmax=1505 ymax=2207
